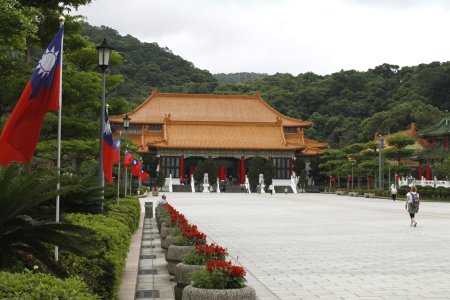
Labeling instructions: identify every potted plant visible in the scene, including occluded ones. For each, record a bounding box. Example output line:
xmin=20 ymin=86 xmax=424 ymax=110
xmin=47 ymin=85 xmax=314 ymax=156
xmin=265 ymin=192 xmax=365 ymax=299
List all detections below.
xmin=183 ymin=260 xmax=256 ymax=300
xmin=167 ymin=223 xmax=206 ymax=275
xmin=174 ymin=243 xmax=227 ymax=300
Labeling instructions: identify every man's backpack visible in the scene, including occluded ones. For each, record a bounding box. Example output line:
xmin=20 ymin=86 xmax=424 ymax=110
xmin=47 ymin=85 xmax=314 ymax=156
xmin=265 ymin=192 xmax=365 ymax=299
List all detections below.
xmin=410 ymin=193 xmax=419 ymax=208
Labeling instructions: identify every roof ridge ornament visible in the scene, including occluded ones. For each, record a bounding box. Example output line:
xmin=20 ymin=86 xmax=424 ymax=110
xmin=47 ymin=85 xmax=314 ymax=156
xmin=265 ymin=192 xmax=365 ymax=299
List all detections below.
xmin=152 ymin=88 xmax=159 ymax=96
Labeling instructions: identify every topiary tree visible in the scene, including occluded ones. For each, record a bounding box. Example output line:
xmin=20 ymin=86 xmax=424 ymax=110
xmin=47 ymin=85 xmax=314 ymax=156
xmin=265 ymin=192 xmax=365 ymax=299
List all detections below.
xmin=247 ymin=156 xmax=274 ymax=191
xmin=193 ymin=158 xmax=217 ymax=184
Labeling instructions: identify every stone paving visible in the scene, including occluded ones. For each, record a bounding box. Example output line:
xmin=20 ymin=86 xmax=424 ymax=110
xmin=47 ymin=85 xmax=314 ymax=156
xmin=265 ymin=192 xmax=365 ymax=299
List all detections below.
xmin=164 ymin=193 xmax=450 ymax=300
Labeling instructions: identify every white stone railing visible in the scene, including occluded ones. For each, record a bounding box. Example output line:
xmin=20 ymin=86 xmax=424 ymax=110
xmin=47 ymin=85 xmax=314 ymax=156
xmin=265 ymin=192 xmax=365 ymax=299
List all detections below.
xmin=399 ymin=178 xmax=450 ymax=188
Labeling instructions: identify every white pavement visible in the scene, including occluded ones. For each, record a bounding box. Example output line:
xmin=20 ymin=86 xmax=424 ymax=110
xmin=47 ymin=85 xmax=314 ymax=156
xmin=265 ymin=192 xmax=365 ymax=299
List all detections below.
xmin=166 ymin=193 xmax=450 ymax=300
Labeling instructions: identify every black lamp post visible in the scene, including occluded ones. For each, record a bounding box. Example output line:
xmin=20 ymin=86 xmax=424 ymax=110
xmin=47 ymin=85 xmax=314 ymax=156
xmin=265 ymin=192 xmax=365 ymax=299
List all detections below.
xmin=123 ymin=114 xmax=131 ymax=197
xmin=96 ymin=38 xmax=113 ymax=206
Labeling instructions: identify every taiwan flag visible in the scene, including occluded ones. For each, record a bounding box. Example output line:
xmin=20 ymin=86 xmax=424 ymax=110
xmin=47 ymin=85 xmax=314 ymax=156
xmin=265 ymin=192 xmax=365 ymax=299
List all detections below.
xmin=0 ymin=26 xmax=64 ymax=165
xmin=103 ymin=107 xmax=114 ymax=184
xmin=140 ymin=170 xmax=149 ymax=182
xmin=330 ymin=176 xmax=336 ymax=183
xmin=131 ymin=158 xmax=142 ymax=176
xmin=123 ymin=150 xmax=133 ymax=167
xmin=113 ymin=137 xmax=121 ymax=165
xmin=367 ymin=176 xmax=372 ymax=185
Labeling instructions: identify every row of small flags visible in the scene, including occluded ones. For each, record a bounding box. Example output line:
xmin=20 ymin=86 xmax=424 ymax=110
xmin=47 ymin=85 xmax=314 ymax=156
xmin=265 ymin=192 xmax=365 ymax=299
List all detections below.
xmin=102 ymin=109 xmax=150 ymax=185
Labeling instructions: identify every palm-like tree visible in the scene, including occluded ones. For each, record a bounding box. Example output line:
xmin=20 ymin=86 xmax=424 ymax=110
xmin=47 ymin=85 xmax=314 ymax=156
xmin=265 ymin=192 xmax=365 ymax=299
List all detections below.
xmin=0 ymin=164 xmax=95 ymax=277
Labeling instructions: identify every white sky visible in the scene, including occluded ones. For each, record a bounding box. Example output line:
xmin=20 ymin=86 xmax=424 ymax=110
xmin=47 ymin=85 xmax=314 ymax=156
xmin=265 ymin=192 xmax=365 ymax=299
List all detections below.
xmin=75 ymin=0 xmax=450 ymax=75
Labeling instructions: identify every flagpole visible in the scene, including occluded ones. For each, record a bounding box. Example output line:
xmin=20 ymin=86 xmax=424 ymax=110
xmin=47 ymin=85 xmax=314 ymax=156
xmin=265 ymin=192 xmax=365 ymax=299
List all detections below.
xmin=117 ymin=131 xmax=122 ymax=204
xmin=130 ymin=169 xmax=132 ymax=195
xmin=55 ymin=16 xmax=65 ymax=262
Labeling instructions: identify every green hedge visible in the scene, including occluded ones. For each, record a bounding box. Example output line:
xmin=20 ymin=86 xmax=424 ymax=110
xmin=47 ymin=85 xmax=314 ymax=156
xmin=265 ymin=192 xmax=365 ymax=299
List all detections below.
xmin=0 ymin=271 xmax=98 ymax=299
xmin=61 ymin=196 xmax=140 ymax=300
xmin=398 ymin=185 xmax=450 ymax=200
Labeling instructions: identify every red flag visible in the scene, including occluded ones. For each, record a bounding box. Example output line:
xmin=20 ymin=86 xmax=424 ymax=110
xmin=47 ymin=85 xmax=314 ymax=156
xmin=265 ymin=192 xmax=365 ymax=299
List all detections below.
xmin=367 ymin=176 xmax=372 ymax=184
xmin=103 ymin=107 xmax=114 ymax=184
xmin=395 ymin=173 xmax=401 ymax=182
xmin=123 ymin=150 xmax=133 ymax=167
xmin=131 ymin=158 xmax=142 ymax=176
xmin=0 ymin=26 xmax=64 ymax=165
xmin=347 ymin=175 xmax=352 ymax=182
xmin=330 ymin=176 xmax=336 ymax=183
xmin=140 ymin=170 xmax=149 ymax=182
xmin=113 ymin=137 xmax=121 ymax=164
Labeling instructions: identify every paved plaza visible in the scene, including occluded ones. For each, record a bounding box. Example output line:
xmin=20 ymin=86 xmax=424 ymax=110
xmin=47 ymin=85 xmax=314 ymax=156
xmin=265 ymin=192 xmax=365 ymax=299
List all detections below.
xmin=164 ymin=193 xmax=450 ymax=300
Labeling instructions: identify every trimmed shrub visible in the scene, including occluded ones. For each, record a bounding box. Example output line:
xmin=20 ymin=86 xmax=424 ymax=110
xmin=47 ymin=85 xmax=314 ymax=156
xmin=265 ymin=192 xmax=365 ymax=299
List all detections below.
xmin=0 ymin=271 xmax=98 ymax=299
xmin=61 ymin=197 xmax=140 ymax=300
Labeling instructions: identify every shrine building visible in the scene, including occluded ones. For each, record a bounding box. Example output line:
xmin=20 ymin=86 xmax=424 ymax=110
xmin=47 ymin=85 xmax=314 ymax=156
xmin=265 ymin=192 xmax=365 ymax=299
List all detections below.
xmin=110 ymin=89 xmax=328 ymax=187
xmin=374 ymin=110 xmax=449 ymax=180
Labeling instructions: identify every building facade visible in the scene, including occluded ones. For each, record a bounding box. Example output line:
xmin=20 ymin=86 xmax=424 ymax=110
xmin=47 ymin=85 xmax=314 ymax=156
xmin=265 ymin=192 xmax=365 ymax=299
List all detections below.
xmin=110 ymin=89 xmax=328 ymax=186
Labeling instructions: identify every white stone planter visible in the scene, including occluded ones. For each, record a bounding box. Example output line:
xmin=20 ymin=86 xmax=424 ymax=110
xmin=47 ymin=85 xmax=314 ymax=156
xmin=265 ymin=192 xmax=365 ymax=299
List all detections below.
xmin=182 ymin=285 xmax=256 ymax=300
xmin=174 ymin=263 xmax=205 ymax=300
xmin=167 ymin=245 xmax=195 ymax=276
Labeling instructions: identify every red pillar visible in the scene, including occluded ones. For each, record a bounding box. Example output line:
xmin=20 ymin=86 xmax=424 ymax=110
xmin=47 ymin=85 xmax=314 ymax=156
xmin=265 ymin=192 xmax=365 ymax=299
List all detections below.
xmin=425 ymin=163 xmax=431 ymax=180
xmin=240 ymin=156 xmax=246 ymax=184
xmin=418 ymin=164 xmax=423 ymax=180
xmin=179 ymin=156 xmax=184 ymax=184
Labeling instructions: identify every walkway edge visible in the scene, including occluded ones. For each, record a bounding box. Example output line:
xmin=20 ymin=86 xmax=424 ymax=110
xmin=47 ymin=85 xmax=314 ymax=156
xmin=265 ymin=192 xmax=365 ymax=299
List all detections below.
xmin=119 ymin=210 xmax=145 ymax=300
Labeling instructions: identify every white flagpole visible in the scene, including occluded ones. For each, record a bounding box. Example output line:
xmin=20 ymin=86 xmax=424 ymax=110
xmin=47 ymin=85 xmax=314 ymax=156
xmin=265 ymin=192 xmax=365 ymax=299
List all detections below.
xmin=55 ymin=16 xmax=65 ymax=261
xmin=130 ymin=168 xmax=132 ymax=195
xmin=117 ymin=132 xmax=122 ymax=204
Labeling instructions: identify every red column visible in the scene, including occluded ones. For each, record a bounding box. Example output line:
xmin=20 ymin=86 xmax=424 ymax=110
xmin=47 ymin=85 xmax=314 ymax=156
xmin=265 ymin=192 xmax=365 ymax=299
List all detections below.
xmin=240 ymin=156 xmax=245 ymax=184
xmin=445 ymin=138 xmax=449 ymax=149
xmin=179 ymin=156 xmax=184 ymax=184
xmin=219 ymin=166 xmax=225 ymax=181
xmin=418 ymin=164 xmax=423 ymax=180
xmin=425 ymin=163 xmax=431 ymax=180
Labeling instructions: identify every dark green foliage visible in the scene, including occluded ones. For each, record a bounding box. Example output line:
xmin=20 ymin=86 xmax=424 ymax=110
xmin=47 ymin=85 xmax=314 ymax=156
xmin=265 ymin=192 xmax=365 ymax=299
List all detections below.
xmin=247 ymin=156 xmax=274 ymax=191
xmin=0 ymin=270 xmax=98 ymax=299
xmin=61 ymin=197 xmax=140 ymax=300
xmin=80 ymin=22 xmax=219 ymax=104
xmin=191 ymin=269 xmax=230 ymax=289
xmin=0 ymin=164 xmax=96 ymax=276
xmin=194 ymin=158 xmax=218 ymax=184
xmin=214 ymin=72 xmax=269 ymax=85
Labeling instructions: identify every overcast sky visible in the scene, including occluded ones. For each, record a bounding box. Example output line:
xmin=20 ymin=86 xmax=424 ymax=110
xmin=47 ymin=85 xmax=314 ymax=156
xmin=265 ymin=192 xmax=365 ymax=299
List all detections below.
xmin=76 ymin=0 xmax=450 ymax=75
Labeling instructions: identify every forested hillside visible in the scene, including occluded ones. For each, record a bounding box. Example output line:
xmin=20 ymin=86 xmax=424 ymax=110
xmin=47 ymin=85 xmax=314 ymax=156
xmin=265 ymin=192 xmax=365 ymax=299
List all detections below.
xmin=1 ymin=12 xmax=448 ymax=151
xmin=214 ymin=72 xmax=269 ymax=85
xmin=80 ymin=24 xmax=449 ymax=148
xmin=80 ymin=22 xmax=218 ymax=104
xmin=214 ymin=64 xmax=448 ymax=147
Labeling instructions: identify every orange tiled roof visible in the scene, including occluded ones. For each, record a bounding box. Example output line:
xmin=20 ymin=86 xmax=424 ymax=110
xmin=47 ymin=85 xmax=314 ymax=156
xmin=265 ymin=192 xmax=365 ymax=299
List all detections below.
xmin=110 ymin=89 xmax=312 ymax=127
xmin=148 ymin=122 xmax=304 ymax=150
xmin=374 ymin=123 xmax=430 ymax=150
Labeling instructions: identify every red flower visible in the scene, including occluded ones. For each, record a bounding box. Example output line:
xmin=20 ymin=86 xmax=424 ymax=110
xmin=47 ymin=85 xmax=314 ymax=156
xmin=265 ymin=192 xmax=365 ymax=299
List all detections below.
xmin=206 ymin=260 xmax=246 ymax=278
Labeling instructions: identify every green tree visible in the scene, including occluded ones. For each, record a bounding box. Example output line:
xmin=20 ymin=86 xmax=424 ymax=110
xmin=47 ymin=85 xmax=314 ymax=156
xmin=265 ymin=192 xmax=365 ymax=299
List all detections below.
xmin=247 ymin=156 xmax=274 ymax=191
xmin=0 ymin=164 xmax=95 ymax=276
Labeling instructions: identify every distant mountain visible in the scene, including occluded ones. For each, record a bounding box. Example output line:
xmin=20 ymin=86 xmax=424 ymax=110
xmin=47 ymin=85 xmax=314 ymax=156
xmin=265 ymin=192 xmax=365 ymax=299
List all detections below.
xmin=214 ymin=72 xmax=269 ymax=85
xmin=80 ymin=22 xmax=218 ymax=103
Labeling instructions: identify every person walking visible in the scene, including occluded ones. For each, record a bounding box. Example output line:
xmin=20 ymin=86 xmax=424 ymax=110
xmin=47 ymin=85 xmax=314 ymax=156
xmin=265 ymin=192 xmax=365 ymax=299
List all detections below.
xmin=405 ymin=186 xmax=420 ymax=227
xmin=390 ymin=184 xmax=397 ymax=201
